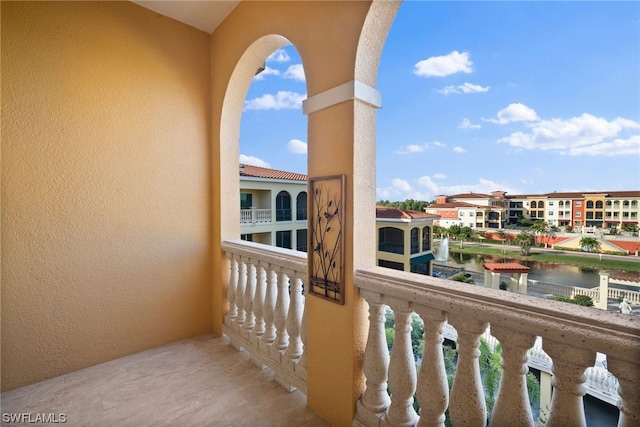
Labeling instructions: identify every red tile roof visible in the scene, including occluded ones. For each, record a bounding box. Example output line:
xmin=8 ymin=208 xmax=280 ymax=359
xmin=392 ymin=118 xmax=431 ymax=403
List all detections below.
xmin=239 ymin=164 xmax=307 ymax=181
xmin=425 ymin=201 xmax=485 ymax=209
xmin=483 ymin=263 xmax=530 ymax=273
xmin=376 ymin=205 xmax=439 ymax=220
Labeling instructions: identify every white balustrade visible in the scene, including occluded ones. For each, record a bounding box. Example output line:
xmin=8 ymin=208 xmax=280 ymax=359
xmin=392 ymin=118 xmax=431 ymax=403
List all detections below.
xmin=222 ymin=240 xmax=307 ymax=393
xmin=354 ymin=266 xmax=640 ymax=427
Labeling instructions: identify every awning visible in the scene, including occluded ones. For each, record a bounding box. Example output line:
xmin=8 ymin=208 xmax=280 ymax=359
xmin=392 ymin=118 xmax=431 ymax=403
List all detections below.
xmin=411 ymin=253 xmax=435 ymax=265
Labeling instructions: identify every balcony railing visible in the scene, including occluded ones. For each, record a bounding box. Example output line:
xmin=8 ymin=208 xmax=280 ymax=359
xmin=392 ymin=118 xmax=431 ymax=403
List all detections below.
xmin=354 ymin=266 xmax=639 ymax=427
xmin=222 ymin=239 xmax=307 ymax=393
xmin=240 ymin=208 xmax=272 ymax=225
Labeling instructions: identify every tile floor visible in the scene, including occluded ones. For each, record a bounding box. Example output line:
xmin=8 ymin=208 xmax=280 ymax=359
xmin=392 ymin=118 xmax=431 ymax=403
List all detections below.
xmin=1 ymin=334 xmax=330 ymax=427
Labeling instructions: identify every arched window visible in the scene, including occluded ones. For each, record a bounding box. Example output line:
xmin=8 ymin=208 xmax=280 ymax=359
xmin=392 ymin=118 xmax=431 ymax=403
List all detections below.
xmin=538 ymin=201 xmax=545 ymax=208
xmin=531 ymin=201 xmax=537 ymax=208
xmin=276 ymin=191 xmax=292 ymax=221
xmin=296 ymin=191 xmax=307 ymax=221
xmin=410 ymin=227 xmax=420 ymax=254
xmin=595 ymin=201 xmax=603 ymax=209
xmin=378 ymin=227 xmax=404 ymax=254
xmin=586 ymin=201 xmax=594 ymax=209
xmin=422 ymin=226 xmax=431 ymax=251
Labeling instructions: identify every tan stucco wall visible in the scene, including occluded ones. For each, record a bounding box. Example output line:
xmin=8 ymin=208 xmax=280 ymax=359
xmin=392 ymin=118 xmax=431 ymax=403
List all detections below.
xmin=1 ymin=1 xmax=213 ymax=391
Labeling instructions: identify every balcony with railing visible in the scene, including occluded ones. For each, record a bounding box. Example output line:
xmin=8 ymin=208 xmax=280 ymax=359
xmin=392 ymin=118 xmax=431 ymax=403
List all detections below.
xmin=221 ymin=240 xmax=639 ymax=427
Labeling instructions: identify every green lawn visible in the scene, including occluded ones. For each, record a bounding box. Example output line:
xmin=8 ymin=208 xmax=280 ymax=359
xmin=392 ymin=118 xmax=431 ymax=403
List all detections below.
xmin=447 ymin=245 xmax=640 ymax=273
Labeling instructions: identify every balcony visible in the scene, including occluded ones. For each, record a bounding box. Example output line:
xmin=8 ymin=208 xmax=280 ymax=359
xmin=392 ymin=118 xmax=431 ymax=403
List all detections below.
xmin=220 ymin=241 xmax=638 ymax=426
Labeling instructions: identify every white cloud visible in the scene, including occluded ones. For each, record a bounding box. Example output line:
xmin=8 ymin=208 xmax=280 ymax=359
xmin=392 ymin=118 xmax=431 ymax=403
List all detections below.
xmin=283 ymin=64 xmax=306 ymax=82
xmin=253 ymin=66 xmax=281 ymax=80
xmin=287 ymin=139 xmax=307 ymax=154
xmin=413 ymin=50 xmax=473 ymax=77
xmin=497 ymin=113 xmax=640 ymax=156
xmin=436 ymin=82 xmax=490 ymax=95
xmin=378 ymin=175 xmax=521 ymax=202
xmin=266 ymin=49 xmax=290 ymax=63
xmin=485 ymin=103 xmax=539 ymax=124
xmin=432 ymin=141 xmax=446 ymax=147
xmin=395 ymin=144 xmax=427 ymax=154
xmin=459 ymin=118 xmax=481 ymax=129
xmin=240 ymin=154 xmax=270 ymax=168
xmin=244 ymin=91 xmax=306 ymax=110
xmin=453 ymin=146 xmax=466 ymax=153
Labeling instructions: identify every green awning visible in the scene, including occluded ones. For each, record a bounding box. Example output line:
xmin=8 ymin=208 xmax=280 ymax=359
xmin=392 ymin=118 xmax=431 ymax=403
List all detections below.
xmin=410 ymin=253 xmax=435 ymax=265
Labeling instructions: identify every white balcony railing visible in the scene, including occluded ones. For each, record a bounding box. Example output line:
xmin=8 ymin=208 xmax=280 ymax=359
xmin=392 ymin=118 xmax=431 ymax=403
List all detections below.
xmin=354 ymin=266 xmax=640 ymax=427
xmin=222 ymin=239 xmax=307 ymax=393
xmin=240 ymin=208 xmax=273 ymax=225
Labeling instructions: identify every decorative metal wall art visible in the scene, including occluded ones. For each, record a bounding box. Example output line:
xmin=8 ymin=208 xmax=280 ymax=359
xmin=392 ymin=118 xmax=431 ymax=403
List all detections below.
xmin=309 ymin=175 xmax=345 ymax=304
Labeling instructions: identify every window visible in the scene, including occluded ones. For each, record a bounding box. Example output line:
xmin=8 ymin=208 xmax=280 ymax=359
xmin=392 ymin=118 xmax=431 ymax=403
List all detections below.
xmin=539 ymin=201 xmax=545 ymax=208
xmin=410 ymin=228 xmax=420 ymax=254
xmin=469 ymin=212 xmax=474 ymax=217
xmin=576 ymin=201 xmax=582 ymax=207
xmin=379 ymin=260 xmax=404 ymax=271
xmin=379 ymin=227 xmax=404 ymax=254
xmin=296 ymin=192 xmax=307 ymax=221
xmin=276 ymin=191 xmax=292 ymax=221
xmin=586 ymin=212 xmax=594 ymax=219
xmin=623 ymin=200 xmax=630 ymax=207
xmin=548 ymin=211 xmax=554 ymax=216
xmin=240 ymin=193 xmax=253 ymax=209
xmin=276 ymin=230 xmax=292 ymax=249
xmin=241 ymin=234 xmax=253 ymax=242
xmin=460 ymin=212 xmax=465 ymax=216
xmin=596 ymin=201 xmax=603 ymax=209
xmin=531 ymin=201 xmax=537 ymax=208
xmin=422 ymin=227 xmax=431 ymax=250
xmin=549 ymin=201 xmax=554 ymax=206
xmin=296 ymin=229 xmax=307 ymax=252
xmin=576 ymin=212 xmax=581 ymax=217
xmin=586 ymin=201 xmax=594 ymax=208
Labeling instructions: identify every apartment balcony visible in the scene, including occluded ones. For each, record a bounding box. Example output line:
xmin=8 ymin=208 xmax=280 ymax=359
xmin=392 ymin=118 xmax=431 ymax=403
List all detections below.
xmin=3 ymin=240 xmax=638 ymax=426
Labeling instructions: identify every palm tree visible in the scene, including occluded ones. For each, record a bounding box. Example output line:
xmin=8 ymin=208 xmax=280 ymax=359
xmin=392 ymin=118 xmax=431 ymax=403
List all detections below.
xmin=579 ymin=236 xmax=602 ymax=253
xmin=514 ymin=231 xmax=535 ymax=256
xmin=530 ymin=221 xmax=549 ymax=247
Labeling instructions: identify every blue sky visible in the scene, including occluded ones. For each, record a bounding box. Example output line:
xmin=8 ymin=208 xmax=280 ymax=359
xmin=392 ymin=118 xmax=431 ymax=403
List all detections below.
xmin=239 ymin=1 xmax=640 ymax=202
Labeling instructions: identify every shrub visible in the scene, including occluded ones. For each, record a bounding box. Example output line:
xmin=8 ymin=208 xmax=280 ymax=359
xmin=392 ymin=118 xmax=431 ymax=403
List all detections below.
xmin=549 ymin=295 xmax=594 ymax=307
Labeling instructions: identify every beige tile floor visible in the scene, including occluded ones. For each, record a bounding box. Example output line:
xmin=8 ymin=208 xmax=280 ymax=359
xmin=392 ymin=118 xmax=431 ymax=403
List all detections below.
xmin=1 ymin=334 xmax=330 ymax=427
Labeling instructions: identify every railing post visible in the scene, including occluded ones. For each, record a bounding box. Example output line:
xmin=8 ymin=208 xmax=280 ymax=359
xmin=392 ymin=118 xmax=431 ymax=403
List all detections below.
xmin=225 ymin=255 xmax=238 ymax=325
xmin=262 ymin=268 xmax=277 ymax=344
xmin=607 ymin=356 xmax=640 ymax=427
xmin=413 ymin=306 xmax=448 ymax=427
xmin=543 ymin=339 xmax=596 ymax=427
xmin=448 ymin=316 xmax=488 ymax=427
xmin=285 ymin=273 xmax=304 ymax=360
xmin=242 ymin=262 xmax=257 ymax=334
xmin=359 ymin=292 xmax=391 ymax=417
xmin=386 ymin=301 xmax=419 ymax=427
xmin=491 ymin=327 xmax=536 ymax=427
xmin=235 ymin=259 xmax=247 ymax=328
xmin=274 ymin=270 xmax=290 ymax=352
xmin=251 ymin=263 xmax=267 ymax=340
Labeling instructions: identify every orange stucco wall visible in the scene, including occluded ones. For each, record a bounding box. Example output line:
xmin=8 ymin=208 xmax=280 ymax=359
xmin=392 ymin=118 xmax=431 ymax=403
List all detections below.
xmin=1 ymin=1 xmax=213 ymax=391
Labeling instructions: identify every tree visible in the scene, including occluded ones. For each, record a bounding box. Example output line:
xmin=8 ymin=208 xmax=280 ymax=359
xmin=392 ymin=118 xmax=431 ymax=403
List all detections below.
xmin=579 ymin=236 xmax=601 ymax=253
xmin=530 ymin=221 xmax=549 ymax=247
xmin=514 ymin=231 xmax=535 ymax=256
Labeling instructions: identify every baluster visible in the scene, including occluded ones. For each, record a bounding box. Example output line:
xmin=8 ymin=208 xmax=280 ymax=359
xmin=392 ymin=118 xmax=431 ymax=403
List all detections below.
xmin=235 ymin=259 xmax=247 ymax=328
xmin=360 ymin=293 xmax=391 ymax=415
xmin=225 ymin=255 xmax=238 ymax=325
xmin=242 ymin=262 xmax=257 ymax=334
xmin=491 ymin=327 xmax=536 ymax=427
xmin=252 ymin=263 xmax=267 ymax=340
xmin=607 ymin=356 xmax=640 ymax=427
xmin=413 ymin=306 xmax=448 ymax=427
xmin=285 ymin=273 xmax=304 ymax=360
xmin=299 ymin=286 xmax=307 ymax=369
xmin=542 ymin=339 xmax=595 ymax=427
xmin=274 ymin=270 xmax=290 ymax=351
xmin=262 ymin=268 xmax=277 ymax=344
xmin=448 ymin=317 xmax=488 ymax=427
xmin=386 ymin=301 xmax=419 ymax=427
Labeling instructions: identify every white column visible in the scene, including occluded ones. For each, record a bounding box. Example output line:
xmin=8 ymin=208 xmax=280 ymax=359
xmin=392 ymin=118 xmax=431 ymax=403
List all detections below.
xmin=242 ymin=262 xmax=257 ymax=334
xmin=448 ymin=316 xmax=488 ymax=427
xmin=386 ymin=301 xmax=419 ymax=426
xmin=274 ymin=270 xmax=290 ymax=352
xmin=360 ymin=294 xmax=391 ymax=415
xmin=285 ymin=273 xmax=304 ymax=360
xmin=491 ymin=327 xmax=536 ymax=427
xmin=261 ymin=268 xmax=277 ymax=344
xmin=607 ymin=356 xmax=640 ymax=426
xmin=597 ymin=273 xmax=609 ymax=310
xmin=543 ymin=339 xmax=596 ymax=427
xmin=518 ymin=273 xmax=529 ymax=294
xmin=414 ymin=306 xmax=449 ymax=427
xmin=251 ymin=264 xmax=267 ymax=340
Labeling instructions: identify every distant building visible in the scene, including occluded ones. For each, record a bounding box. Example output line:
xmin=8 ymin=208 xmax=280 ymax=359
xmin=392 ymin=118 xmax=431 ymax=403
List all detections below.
xmin=426 ymin=191 xmax=640 ymax=230
xmin=239 ymin=164 xmax=439 ymax=275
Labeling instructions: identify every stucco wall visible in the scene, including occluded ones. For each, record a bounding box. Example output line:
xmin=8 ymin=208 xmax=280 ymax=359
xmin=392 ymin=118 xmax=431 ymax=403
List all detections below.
xmin=1 ymin=1 xmax=212 ymax=391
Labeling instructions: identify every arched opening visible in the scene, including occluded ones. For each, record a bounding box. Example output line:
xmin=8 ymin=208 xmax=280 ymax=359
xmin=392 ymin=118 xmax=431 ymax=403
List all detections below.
xmin=297 ymin=191 xmax=307 ymax=221
xmin=276 ymin=190 xmax=292 ymax=221
xmin=410 ymin=227 xmax=420 ymax=254
xmin=379 ymin=226 xmax=404 ymax=254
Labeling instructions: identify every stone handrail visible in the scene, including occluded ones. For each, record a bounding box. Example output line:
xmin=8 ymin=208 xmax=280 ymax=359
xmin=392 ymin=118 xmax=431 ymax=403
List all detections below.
xmin=527 ymin=279 xmax=640 ymax=306
xmin=354 ymin=266 xmax=640 ymax=427
xmin=222 ymin=239 xmax=307 ymax=393
xmin=240 ymin=208 xmax=273 ymax=225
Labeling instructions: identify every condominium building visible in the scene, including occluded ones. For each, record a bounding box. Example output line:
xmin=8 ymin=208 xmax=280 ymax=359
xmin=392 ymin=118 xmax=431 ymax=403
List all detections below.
xmin=428 ymin=190 xmax=640 ymax=230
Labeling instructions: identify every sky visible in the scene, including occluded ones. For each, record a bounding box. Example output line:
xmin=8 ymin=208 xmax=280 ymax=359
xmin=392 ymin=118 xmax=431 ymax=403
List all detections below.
xmin=239 ymin=1 xmax=640 ymax=202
